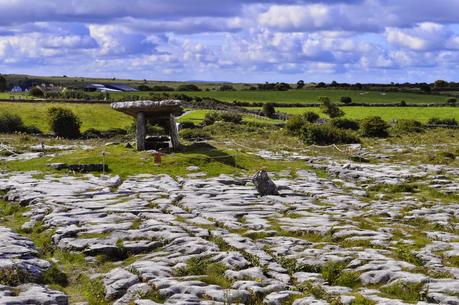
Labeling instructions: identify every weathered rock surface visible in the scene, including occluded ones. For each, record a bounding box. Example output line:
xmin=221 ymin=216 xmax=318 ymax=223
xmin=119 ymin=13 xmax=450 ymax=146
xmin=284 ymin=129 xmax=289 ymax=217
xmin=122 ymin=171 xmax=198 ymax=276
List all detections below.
xmin=0 ymin=146 xmax=458 ymax=304
xmin=0 ymin=284 xmax=68 ymax=305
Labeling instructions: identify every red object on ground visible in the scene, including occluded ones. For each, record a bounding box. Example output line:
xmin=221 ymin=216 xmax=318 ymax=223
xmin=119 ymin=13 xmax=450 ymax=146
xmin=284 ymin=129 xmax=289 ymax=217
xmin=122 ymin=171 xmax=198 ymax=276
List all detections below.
xmin=154 ymin=152 xmax=162 ymax=165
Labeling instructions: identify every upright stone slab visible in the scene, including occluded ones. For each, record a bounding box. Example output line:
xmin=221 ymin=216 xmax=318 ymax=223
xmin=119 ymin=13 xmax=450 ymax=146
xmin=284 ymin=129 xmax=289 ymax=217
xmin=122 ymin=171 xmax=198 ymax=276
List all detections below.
xmin=169 ymin=113 xmax=180 ymax=149
xmin=136 ymin=112 xmax=146 ymax=151
xmin=252 ymin=170 xmax=279 ymax=196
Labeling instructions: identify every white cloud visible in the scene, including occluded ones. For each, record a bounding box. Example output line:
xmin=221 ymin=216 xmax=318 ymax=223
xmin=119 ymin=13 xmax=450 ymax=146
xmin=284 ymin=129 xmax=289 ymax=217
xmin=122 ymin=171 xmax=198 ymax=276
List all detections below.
xmin=259 ymin=4 xmax=332 ymax=31
xmin=385 ymin=22 xmax=453 ymax=51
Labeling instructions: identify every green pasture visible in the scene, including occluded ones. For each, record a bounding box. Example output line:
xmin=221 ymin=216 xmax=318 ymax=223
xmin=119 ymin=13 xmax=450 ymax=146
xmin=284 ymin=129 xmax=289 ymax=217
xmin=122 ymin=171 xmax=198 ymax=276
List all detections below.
xmin=178 ymin=109 xmax=280 ymax=124
xmin=150 ymin=89 xmax=446 ymax=105
xmin=2 ymin=88 xmax=449 ymax=105
xmin=0 ymin=102 xmax=133 ymax=132
xmin=259 ymin=107 xmax=459 ymax=123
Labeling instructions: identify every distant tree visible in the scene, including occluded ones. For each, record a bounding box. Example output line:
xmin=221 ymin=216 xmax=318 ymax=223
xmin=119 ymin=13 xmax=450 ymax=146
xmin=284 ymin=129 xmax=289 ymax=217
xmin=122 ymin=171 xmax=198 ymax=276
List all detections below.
xmin=258 ymin=82 xmax=290 ymax=91
xmin=296 ymin=80 xmax=305 ymax=89
xmin=316 ymin=82 xmax=326 ymax=88
xmin=319 ymin=96 xmax=344 ymax=118
xmin=331 ymin=80 xmax=338 ymax=87
xmin=0 ymin=76 xmax=6 ymax=92
xmin=151 ymin=85 xmax=174 ymax=91
xmin=419 ymin=83 xmax=431 ymax=93
xmin=446 ymin=97 xmax=457 ymax=106
xmin=137 ymin=84 xmax=152 ymax=91
xmin=262 ymin=103 xmax=276 ymax=118
xmin=177 ymin=84 xmax=201 ymax=91
xmin=274 ymin=82 xmax=291 ymax=91
xmin=434 ymin=80 xmax=448 ymax=89
xmin=218 ymin=84 xmax=235 ymax=91
xmin=303 ymin=111 xmax=319 ymax=123
xmin=340 ymin=96 xmax=352 ymax=105
xmin=29 ymin=87 xmax=44 ymax=97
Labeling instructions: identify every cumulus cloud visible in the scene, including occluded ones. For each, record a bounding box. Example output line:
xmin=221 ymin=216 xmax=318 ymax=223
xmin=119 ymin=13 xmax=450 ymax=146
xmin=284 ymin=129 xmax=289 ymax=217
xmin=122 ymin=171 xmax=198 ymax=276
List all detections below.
xmin=1 ymin=0 xmax=459 ymax=82
xmin=385 ymin=23 xmax=455 ymax=51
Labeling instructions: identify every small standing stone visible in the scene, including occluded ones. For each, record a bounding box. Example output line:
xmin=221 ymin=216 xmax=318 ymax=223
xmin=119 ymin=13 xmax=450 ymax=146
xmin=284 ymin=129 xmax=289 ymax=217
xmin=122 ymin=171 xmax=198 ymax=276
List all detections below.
xmin=252 ymin=170 xmax=279 ymax=196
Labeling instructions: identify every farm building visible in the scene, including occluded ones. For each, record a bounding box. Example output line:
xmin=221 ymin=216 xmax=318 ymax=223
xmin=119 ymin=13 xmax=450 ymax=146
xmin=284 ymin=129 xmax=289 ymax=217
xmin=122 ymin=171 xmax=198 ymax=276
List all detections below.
xmin=84 ymin=83 xmax=138 ymax=92
xmin=10 ymin=86 xmax=23 ymax=92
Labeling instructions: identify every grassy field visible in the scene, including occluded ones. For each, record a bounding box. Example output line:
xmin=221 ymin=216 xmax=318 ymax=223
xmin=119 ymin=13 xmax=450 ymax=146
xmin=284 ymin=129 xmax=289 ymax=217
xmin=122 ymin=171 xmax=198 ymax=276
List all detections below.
xmin=144 ymin=89 xmax=446 ymax=105
xmin=0 ymin=102 xmax=133 ymax=132
xmin=249 ymin=106 xmax=459 ymax=122
xmin=3 ymin=74 xmax=253 ymax=91
xmin=178 ymin=109 xmax=280 ymax=124
xmin=0 ymin=102 xmax=278 ymax=133
xmin=1 ymin=136 xmax=309 ymax=178
xmin=0 ymin=92 xmax=34 ymax=99
xmin=1 ymin=88 xmax=448 ymax=105
xmin=180 ymin=107 xmax=459 ymax=124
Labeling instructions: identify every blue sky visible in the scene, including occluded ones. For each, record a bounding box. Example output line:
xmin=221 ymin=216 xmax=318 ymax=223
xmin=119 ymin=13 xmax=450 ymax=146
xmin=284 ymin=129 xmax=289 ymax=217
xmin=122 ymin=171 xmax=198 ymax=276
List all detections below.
xmin=1 ymin=0 xmax=459 ymax=83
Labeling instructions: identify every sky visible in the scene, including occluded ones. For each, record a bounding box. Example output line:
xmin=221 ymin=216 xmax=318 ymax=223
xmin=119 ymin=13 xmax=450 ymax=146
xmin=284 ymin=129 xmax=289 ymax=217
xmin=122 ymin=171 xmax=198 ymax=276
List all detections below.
xmin=1 ymin=0 xmax=459 ymax=83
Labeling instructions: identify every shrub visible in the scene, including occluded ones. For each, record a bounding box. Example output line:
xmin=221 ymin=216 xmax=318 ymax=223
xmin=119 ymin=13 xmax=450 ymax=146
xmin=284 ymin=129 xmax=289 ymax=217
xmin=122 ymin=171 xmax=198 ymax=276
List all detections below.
xmin=380 ymin=281 xmax=424 ymax=303
xmin=351 ymin=295 xmax=376 ymax=305
xmin=427 ymin=117 xmax=458 ymax=126
xmin=0 ymin=112 xmax=25 ymax=133
xmin=286 ymin=115 xmax=305 ymax=135
xmin=446 ymin=97 xmax=457 ymax=106
xmin=177 ymin=84 xmax=201 ymax=91
xmin=22 ymin=125 xmax=42 ymax=134
xmin=263 ymin=103 xmax=276 ymax=118
xmin=151 ymin=85 xmax=174 ymax=91
xmin=303 ymin=111 xmax=320 ymax=123
xmin=274 ymin=82 xmax=291 ymax=91
xmin=319 ymin=97 xmax=344 ymax=118
xmin=203 ymin=111 xmax=221 ymax=125
xmin=41 ymin=264 xmax=68 ymax=286
xmin=322 ymin=261 xmax=347 ymax=285
xmin=218 ymin=84 xmax=235 ymax=91
xmin=220 ymin=111 xmax=242 ymax=124
xmin=81 ymin=128 xmax=103 ymax=139
xmin=137 ymin=84 xmax=151 ymax=91
xmin=0 ymin=266 xmax=32 ymax=286
xmin=29 ymin=87 xmax=44 ymax=97
xmin=146 ymin=124 xmax=165 ymax=135
xmin=301 ymin=124 xmax=360 ymax=145
xmin=340 ymin=96 xmax=352 ymax=105
xmin=330 ymin=118 xmax=359 ymax=130
xmin=360 ymin=116 xmax=389 ymax=138
xmin=179 ymin=128 xmax=211 ymax=140
xmin=179 ymin=121 xmax=196 ymax=129
xmin=47 ymin=107 xmax=81 ymax=139
xmin=0 ymin=76 xmax=6 ymax=92
xmin=393 ymin=119 xmax=424 ymax=133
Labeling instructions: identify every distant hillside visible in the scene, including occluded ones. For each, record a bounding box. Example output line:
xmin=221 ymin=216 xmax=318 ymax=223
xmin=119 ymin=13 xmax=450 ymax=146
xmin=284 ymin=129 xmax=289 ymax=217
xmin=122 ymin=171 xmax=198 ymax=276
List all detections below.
xmin=0 ymin=74 xmax=256 ymax=91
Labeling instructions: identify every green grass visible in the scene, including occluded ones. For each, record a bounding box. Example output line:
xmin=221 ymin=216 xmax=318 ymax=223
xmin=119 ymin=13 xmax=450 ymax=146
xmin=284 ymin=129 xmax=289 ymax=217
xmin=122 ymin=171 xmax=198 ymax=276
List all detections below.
xmin=178 ymin=109 xmax=280 ymax=124
xmin=0 ymin=92 xmax=34 ymax=99
xmin=0 ymin=102 xmax=133 ymax=132
xmin=175 ymin=256 xmax=233 ymax=289
xmin=3 ymin=142 xmax=310 ymax=179
xmin=150 ymin=89 xmax=446 ymax=105
xmin=380 ymin=282 xmax=424 ymax=303
xmin=258 ymin=107 xmax=459 ymax=123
